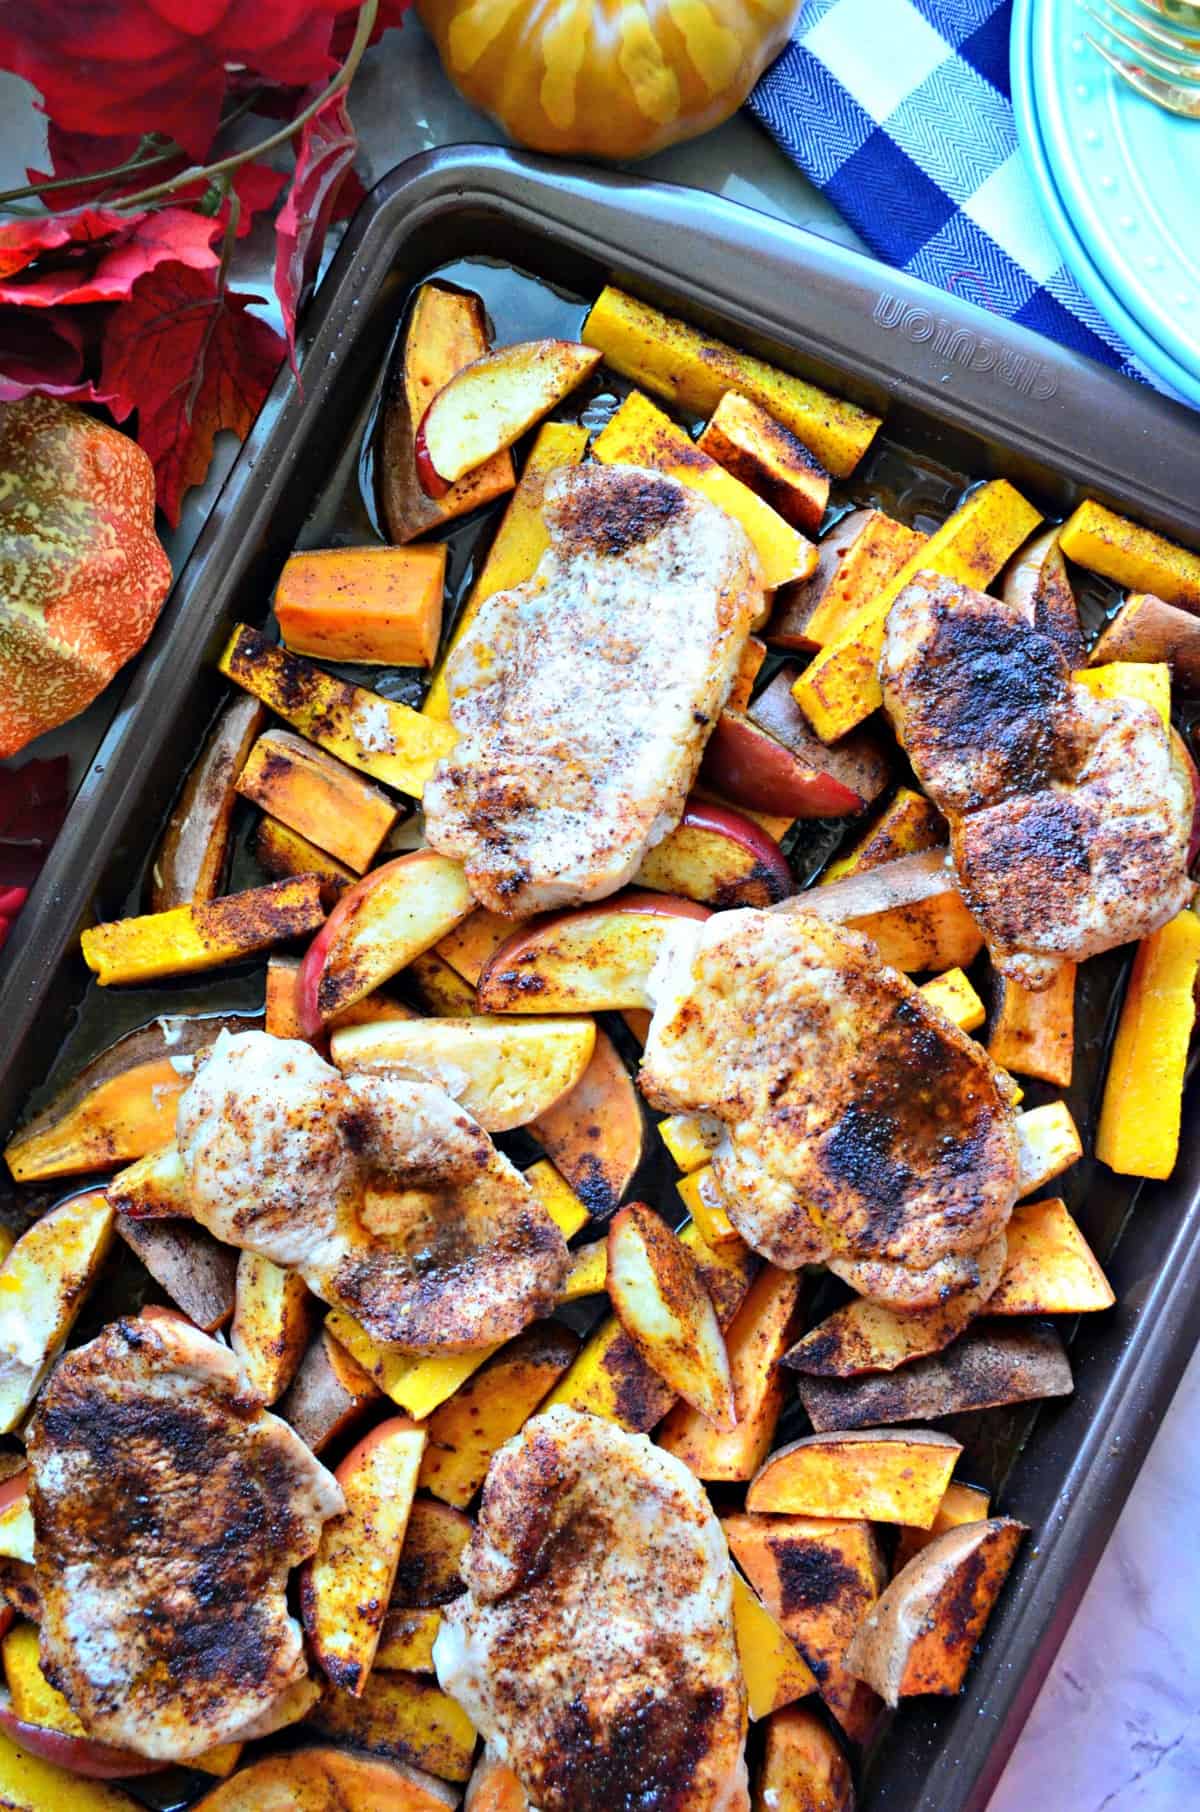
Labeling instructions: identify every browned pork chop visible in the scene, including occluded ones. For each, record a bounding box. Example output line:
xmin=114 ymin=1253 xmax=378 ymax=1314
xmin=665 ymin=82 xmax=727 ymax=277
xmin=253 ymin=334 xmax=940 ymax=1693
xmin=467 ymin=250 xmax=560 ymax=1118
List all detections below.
xmin=423 ymin=463 xmax=763 ymax=916
xmin=640 ymin=909 xmax=1020 ymax=1310
xmin=880 ymin=572 xmax=1192 ymax=988
xmin=27 ymin=1315 xmax=341 ymax=1760
xmin=434 ymin=1405 xmax=749 ymax=1812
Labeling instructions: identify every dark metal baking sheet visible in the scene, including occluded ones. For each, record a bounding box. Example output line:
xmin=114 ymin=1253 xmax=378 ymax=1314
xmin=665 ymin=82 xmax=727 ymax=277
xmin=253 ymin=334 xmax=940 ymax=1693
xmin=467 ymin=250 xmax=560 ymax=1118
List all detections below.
xmin=1 ymin=145 xmax=1198 ymax=1812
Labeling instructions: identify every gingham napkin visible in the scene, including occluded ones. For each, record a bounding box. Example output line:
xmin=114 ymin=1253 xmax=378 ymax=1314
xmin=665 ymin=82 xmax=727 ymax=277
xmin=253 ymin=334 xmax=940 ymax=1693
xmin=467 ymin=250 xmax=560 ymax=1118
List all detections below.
xmin=748 ymin=0 xmax=1148 ymax=384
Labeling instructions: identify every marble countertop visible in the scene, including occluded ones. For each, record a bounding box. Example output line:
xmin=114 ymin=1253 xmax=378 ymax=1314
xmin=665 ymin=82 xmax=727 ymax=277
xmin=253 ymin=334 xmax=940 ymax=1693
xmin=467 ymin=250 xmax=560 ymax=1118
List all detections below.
xmin=2 ymin=18 xmax=1197 ymax=1810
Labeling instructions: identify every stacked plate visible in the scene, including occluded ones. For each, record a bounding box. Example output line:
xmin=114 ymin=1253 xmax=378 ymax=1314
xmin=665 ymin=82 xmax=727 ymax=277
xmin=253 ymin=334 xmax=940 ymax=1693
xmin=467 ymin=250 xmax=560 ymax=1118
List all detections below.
xmin=1011 ymin=0 xmax=1200 ymax=405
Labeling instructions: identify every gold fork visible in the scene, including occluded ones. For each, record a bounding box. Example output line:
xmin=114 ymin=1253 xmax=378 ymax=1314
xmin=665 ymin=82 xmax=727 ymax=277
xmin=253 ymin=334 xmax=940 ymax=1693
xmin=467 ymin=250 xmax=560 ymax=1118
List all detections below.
xmin=1086 ymin=0 xmax=1200 ymax=116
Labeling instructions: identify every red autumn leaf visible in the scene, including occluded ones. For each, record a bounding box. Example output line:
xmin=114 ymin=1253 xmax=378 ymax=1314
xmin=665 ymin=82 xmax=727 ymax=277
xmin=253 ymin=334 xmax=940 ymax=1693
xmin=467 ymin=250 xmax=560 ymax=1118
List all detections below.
xmin=273 ymin=89 xmax=359 ymax=366
xmin=330 ymin=0 xmax=412 ymax=56
xmin=0 ymin=206 xmax=220 ymax=308
xmin=0 ymin=756 xmax=70 ymax=890
xmin=100 ymin=261 xmax=285 ymax=526
xmin=0 ymin=0 xmax=346 ymax=158
xmin=0 ymin=308 xmax=116 ymax=406
xmin=27 ymin=124 xmax=285 ymax=235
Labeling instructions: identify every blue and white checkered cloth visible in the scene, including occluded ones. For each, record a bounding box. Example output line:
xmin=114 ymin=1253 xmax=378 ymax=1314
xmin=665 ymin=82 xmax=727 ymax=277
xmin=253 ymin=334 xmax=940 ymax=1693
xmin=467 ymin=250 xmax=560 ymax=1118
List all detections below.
xmin=748 ymin=0 xmax=1147 ymax=384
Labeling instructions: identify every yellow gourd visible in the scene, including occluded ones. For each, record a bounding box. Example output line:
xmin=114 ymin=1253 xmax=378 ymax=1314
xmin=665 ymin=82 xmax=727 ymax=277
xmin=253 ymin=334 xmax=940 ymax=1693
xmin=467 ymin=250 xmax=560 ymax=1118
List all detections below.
xmin=418 ymin=0 xmax=802 ymax=160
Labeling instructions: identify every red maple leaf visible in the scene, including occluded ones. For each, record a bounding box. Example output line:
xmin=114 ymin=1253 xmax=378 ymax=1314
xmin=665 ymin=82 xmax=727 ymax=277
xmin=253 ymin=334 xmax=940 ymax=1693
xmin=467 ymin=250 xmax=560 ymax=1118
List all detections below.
xmin=100 ymin=261 xmax=285 ymax=526
xmin=330 ymin=0 xmax=412 ymax=56
xmin=0 ymin=308 xmax=116 ymax=406
xmin=0 ymin=206 xmax=221 ymax=308
xmin=0 ymin=756 xmax=70 ymax=890
xmin=273 ymin=89 xmax=359 ymax=366
xmin=0 ymin=0 xmax=347 ymax=158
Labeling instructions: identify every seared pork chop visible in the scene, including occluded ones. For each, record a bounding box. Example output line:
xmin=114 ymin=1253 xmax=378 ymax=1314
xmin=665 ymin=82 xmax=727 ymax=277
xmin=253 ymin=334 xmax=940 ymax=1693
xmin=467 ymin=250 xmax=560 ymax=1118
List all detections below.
xmin=434 ymin=1405 xmax=749 ymax=1812
xmin=424 ymin=463 xmax=763 ymax=916
xmin=27 ymin=1315 xmax=341 ymax=1760
xmin=880 ymin=572 xmax=1192 ymax=988
xmin=176 ymin=1030 xmax=568 ymax=1350
xmin=640 ymin=910 xmax=1020 ymax=1310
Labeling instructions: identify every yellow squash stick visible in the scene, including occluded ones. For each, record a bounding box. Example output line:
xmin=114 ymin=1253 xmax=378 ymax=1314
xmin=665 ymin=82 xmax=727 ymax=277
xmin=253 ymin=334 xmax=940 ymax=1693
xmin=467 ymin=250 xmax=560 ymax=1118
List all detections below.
xmin=423 ymin=421 xmax=589 ymax=721
xmin=793 ymin=481 xmax=1042 ymax=741
xmin=1097 ymin=908 xmax=1200 ymax=1179
xmin=81 ymin=876 xmax=325 ymax=987
xmin=1059 ymin=499 xmax=1200 ymax=611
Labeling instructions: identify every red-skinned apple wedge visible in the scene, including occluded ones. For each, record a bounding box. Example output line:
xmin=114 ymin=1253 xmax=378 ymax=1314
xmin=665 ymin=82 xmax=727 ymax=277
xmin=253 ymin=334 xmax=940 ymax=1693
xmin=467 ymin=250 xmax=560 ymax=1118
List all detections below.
xmin=415 ymin=340 xmax=601 ymax=495
xmin=636 ymin=801 xmax=793 ymax=907
xmin=476 ymin=892 xmax=710 ymax=1013
xmin=607 ymin=1203 xmax=736 ymax=1427
xmin=0 ymin=1695 xmax=167 ymax=1780
xmin=699 ymin=709 xmax=883 ymax=819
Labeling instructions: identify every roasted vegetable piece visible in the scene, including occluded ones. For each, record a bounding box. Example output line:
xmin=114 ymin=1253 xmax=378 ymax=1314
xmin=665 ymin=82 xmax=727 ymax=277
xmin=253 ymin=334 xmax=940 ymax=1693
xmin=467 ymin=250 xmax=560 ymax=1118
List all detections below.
xmin=697 ymin=392 xmax=831 ymax=534
xmin=391 ymin=1498 xmax=472 ymax=1608
xmin=893 ymin=1480 xmax=991 ymax=1572
xmin=1 ymin=1620 xmax=164 ymax=1773
xmin=107 ymin=1142 xmax=189 ymax=1218
xmin=192 ymin=1745 xmax=458 ymax=1810
xmin=657 ymin=1265 xmax=801 ymax=1481
xmin=607 ymin=1203 xmax=736 ymax=1428
xmin=220 ymin=626 xmax=457 ymax=797
xmin=987 ymin=964 xmax=1076 ymax=1087
xmin=920 ymin=966 xmax=985 ymax=1032
xmin=380 ymin=281 xmax=515 ymax=545
xmin=795 ymin=1320 xmax=1073 ymax=1432
xmin=520 ymin=1158 xmax=592 ymax=1240
xmin=582 ymin=287 xmax=881 ymax=477
xmin=275 ymin=545 xmax=446 ymax=668
xmin=1073 ymin=656 xmax=1170 ymax=728
xmin=659 ymin=1111 xmax=723 ymax=1176
xmin=592 ymin=391 xmax=815 ymax=590
xmin=1089 ymin=590 xmax=1200 ymax=683
xmin=464 ymin=1751 xmax=528 ymax=1811
xmin=302 ymin=1418 xmax=427 ymax=1694
xmin=417 ymin=1323 xmax=579 ymax=1508
xmin=1001 ymin=527 xmax=1086 ymax=667
xmin=423 ymin=421 xmax=589 ymax=721
xmin=845 ymin=1517 xmax=1026 ymax=1704
xmin=732 ymin=1573 xmax=818 ymax=1720
xmin=377 ymin=1607 xmax=442 ymax=1674
xmin=753 ymin=1704 xmax=854 ymax=1812
xmin=436 ymin=907 xmax=514 ymax=984
xmin=794 ymin=480 xmax=1042 ymax=740
xmin=1058 ymin=498 xmax=1200 ymax=610
xmin=528 ymin=1025 xmax=647 ymax=1217
xmin=1096 ymin=907 xmax=1200 ymax=1179
xmin=151 ymin=696 xmax=265 ymax=911
xmin=280 ymin=1325 xmax=382 ymax=1454
xmin=4 ymin=1012 xmax=252 ymax=1183
xmin=231 ymin=1252 xmax=313 ymax=1403
xmin=559 ymin=1241 xmax=607 ymax=1302
xmin=81 ymin=875 xmax=325 ymax=986
xmin=1016 ymin=1101 xmax=1083 ymax=1196
xmin=728 ymin=636 xmax=768 ymax=714
xmin=676 ymin=1164 xmax=740 ymax=1244
xmin=236 ymin=730 xmax=398 ymax=874
xmin=115 ymin=1215 xmax=237 ymax=1333
xmin=747 ymin=1429 xmax=961 ymax=1527
xmin=408 ymin=949 xmax=477 ymax=1017
xmin=0 ymin=1191 xmax=114 ymax=1432
xmin=988 ymin=1197 xmax=1114 ymax=1315
xmin=324 ymin=1311 xmax=496 ymax=1420
xmin=821 ymin=785 xmax=945 ymax=884
xmin=770 ymin=508 xmax=925 ymax=653
xmin=309 ymin=1670 xmax=476 ymax=1782
xmin=415 ymin=340 xmax=600 ymax=491
xmin=723 ymin=1511 xmax=884 ymax=1744
xmin=255 ymin=817 xmax=355 ymax=906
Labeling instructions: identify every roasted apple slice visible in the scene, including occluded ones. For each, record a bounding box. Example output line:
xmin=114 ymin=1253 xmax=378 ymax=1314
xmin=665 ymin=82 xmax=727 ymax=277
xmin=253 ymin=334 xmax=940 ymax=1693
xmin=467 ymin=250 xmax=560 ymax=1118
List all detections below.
xmin=415 ymin=340 xmax=601 ymax=495
xmin=330 ymin=1014 xmax=596 ymax=1133
xmin=0 ymin=1478 xmax=31 ymax=1566
xmin=528 ymin=1027 xmax=646 ymax=1217
xmin=465 ymin=1752 xmax=529 ymax=1811
xmin=0 ymin=1191 xmax=114 ymax=1433
xmin=635 ymin=801 xmax=793 ymax=907
xmin=607 ymin=1203 xmax=736 ymax=1428
xmin=230 ymin=1253 xmax=313 ymax=1404
xmin=699 ymin=709 xmax=879 ymax=819
xmin=302 ymin=1417 xmax=427 ymax=1694
xmin=193 ymin=1745 xmax=459 ymax=1811
xmin=476 ymin=892 xmax=709 ymax=1013
xmin=748 ymin=665 xmax=890 ymax=807
xmin=0 ymin=1695 xmax=165 ymax=1784
xmin=297 ymin=850 xmax=473 ymax=1033
xmin=1001 ymin=527 xmax=1085 ymax=666
xmin=1089 ymin=589 xmax=1200 ymax=685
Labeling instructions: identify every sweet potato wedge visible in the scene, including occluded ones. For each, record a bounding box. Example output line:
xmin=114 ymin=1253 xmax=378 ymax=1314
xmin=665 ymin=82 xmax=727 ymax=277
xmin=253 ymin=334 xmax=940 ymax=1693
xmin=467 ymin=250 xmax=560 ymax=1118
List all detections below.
xmin=4 ymin=1012 xmax=251 ymax=1183
xmin=732 ymin=1572 xmax=818 ymax=1720
xmin=275 ymin=545 xmax=446 ymax=669
xmin=302 ymin=1418 xmax=427 ymax=1694
xmin=1088 ymin=589 xmax=1200 ymax=683
xmin=723 ymin=1511 xmax=885 ymax=1744
xmin=376 ymin=1608 xmax=442 ymax=1675
xmin=795 ymin=1320 xmax=1073 ymax=1432
xmin=423 ymin=421 xmax=589 ymax=721
xmin=254 ymin=816 xmax=355 ymax=906
xmin=753 ymin=1703 xmax=854 ymax=1812
xmin=544 ymin=1223 xmax=758 ymax=1430
xmin=582 ymin=287 xmax=881 ymax=477
xmin=464 ymin=1754 xmax=528 ymax=1811
xmin=893 ymin=1480 xmax=992 ymax=1573
xmin=309 ymin=1671 xmax=477 ymax=1782
xmin=0 ymin=1192 xmax=114 ymax=1431
xmin=280 ymin=1325 xmax=382 ymax=1453
xmin=845 ymin=889 xmax=985 ymax=973
xmin=416 ymin=339 xmax=599 ymax=491
xmin=793 ymin=480 xmax=1042 ymax=740
xmin=115 ymin=1215 xmax=237 ymax=1333
xmin=780 ymin=1267 xmax=997 ymax=1379
xmin=236 ymin=730 xmax=398 ymax=874
xmin=697 ymin=392 xmax=831 ymax=534
xmin=230 ymin=1252 xmax=313 ymax=1403
xmin=770 ymin=507 xmax=926 ymax=654
xmin=657 ymin=1264 xmax=801 ymax=1481
xmin=845 ymin=1517 xmax=1026 ymax=1704
xmin=1001 ymin=527 xmax=1085 ymax=667
xmin=220 ymin=626 xmax=457 ymax=798
xmin=747 ymin=1429 xmax=961 ymax=1527
xmin=1058 ymin=498 xmax=1200 ymax=611
xmin=477 ymin=893 xmax=709 ymax=1015
xmin=1016 ymin=1101 xmax=1083 ymax=1196
xmin=150 ymin=695 xmax=265 ymax=912
xmin=635 ymin=800 xmax=793 ymax=908
xmin=701 ymin=707 xmax=885 ymax=821
xmin=1097 ymin=906 xmax=1200 ymax=1180
xmin=391 ymin=1499 xmax=473 ymax=1608
xmin=988 ymin=1197 xmax=1114 ymax=1315
xmin=330 ymin=1014 xmax=595 ymax=1133
xmin=608 ymin=1203 xmax=736 ymax=1427
xmin=592 ymin=391 xmax=815 ymax=591
xmin=417 ymin=1323 xmax=579 ymax=1508
xmin=528 ymin=1026 xmax=646 ymax=1218
xmin=380 ymin=280 xmax=515 ymax=545
xmin=193 ymin=1744 xmax=458 ymax=1810
xmin=82 ymin=874 xmax=325 ymax=987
